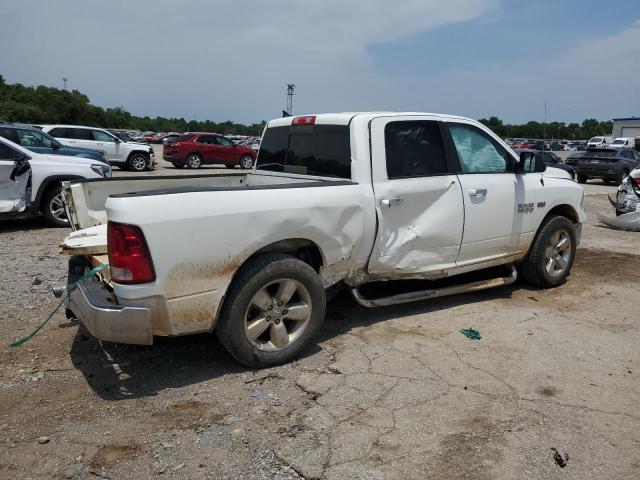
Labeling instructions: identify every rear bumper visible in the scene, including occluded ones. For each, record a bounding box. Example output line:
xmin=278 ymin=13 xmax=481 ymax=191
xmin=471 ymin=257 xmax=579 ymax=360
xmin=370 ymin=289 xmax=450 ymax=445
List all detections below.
xmin=576 ymin=165 xmax=621 ymax=179
xmin=68 ymin=279 xmax=153 ymax=345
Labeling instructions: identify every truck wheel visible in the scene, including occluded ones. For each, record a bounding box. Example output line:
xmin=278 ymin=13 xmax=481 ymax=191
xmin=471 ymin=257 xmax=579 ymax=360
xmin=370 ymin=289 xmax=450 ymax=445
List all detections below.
xmin=42 ymin=185 xmax=69 ymax=227
xmin=127 ymin=153 xmax=148 ymax=172
xmin=172 ymin=162 xmax=184 ymax=169
xmin=216 ymin=253 xmax=326 ymax=368
xmin=518 ymin=215 xmax=576 ymax=288
xmin=240 ymin=155 xmax=254 ymax=169
xmin=186 ymin=154 xmax=202 ymax=169
xmin=577 ymin=174 xmax=588 ymax=184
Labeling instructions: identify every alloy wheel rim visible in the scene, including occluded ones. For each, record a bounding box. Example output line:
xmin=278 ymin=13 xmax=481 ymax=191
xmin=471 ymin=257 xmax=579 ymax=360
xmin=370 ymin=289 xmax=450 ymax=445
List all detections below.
xmin=544 ymin=229 xmax=571 ymax=278
xmin=131 ymin=155 xmax=146 ymax=171
xmin=50 ymin=192 xmax=68 ymax=223
xmin=188 ymin=155 xmax=200 ymax=168
xmin=242 ymin=156 xmax=253 ymax=168
xmin=244 ymin=278 xmax=312 ymax=352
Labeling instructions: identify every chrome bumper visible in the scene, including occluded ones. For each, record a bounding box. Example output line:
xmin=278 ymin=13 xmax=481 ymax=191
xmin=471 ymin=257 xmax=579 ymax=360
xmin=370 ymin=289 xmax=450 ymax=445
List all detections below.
xmin=68 ymin=279 xmax=153 ymax=345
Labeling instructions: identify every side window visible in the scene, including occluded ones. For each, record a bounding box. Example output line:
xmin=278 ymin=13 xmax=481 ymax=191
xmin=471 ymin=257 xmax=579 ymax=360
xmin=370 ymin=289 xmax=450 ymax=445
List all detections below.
xmin=543 ymin=152 xmax=557 ymax=164
xmin=196 ymin=136 xmax=213 ymax=144
xmin=384 ymin=121 xmax=448 ymax=178
xmin=92 ymin=130 xmax=115 ymax=142
xmin=0 ymin=142 xmax=19 ymax=160
xmin=49 ymin=128 xmax=68 ymax=138
xmin=17 ymin=129 xmax=53 ymax=148
xmin=215 ymin=136 xmax=234 ymax=146
xmin=71 ymin=128 xmax=94 ymax=140
xmin=0 ymin=127 xmax=20 ymax=144
xmin=449 ymin=123 xmax=511 ymax=173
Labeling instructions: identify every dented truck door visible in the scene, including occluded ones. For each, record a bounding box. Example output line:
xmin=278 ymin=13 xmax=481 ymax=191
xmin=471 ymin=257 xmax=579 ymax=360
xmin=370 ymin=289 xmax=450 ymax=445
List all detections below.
xmin=367 ymin=116 xmax=464 ymax=275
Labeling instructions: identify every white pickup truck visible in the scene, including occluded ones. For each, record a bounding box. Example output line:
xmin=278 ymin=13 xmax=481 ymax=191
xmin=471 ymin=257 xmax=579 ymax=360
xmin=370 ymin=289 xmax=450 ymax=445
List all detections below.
xmin=57 ymin=112 xmax=585 ymax=367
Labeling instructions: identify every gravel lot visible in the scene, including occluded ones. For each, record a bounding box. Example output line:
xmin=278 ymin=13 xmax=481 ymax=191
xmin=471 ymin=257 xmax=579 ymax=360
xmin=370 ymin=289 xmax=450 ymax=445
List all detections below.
xmin=1 ymin=156 xmax=639 ymax=480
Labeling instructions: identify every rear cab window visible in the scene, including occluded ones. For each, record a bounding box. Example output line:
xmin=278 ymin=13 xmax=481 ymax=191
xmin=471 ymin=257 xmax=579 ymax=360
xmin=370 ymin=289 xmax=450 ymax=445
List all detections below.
xmin=256 ymin=124 xmax=351 ymax=179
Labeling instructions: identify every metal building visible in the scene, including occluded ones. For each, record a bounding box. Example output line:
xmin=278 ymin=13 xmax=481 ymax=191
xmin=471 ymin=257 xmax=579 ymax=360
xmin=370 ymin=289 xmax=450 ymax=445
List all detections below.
xmin=612 ymin=117 xmax=640 ymax=138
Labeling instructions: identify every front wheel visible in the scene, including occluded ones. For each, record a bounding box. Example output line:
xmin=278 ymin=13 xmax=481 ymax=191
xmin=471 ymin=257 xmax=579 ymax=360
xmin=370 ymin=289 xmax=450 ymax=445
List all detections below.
xmin=127 ymin=153 xmax=149 ymax=172
xmin=42 ymin=185 xmax=69 ymax=227
xmin=240 ymin=155 xmax=254 ymax=169
xmin=216 ymin=253 xmax=326 ymax=368
xmin=518 ymin=215 xmax=576 ymax=288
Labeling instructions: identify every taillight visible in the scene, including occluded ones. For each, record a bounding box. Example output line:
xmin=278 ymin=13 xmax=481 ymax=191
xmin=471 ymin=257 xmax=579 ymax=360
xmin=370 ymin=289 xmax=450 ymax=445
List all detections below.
xmin=292 ymin=115 xmax=316 ymax=126
xmin=631 ymin=176 xmax=640 ymax=187
xmin=107 ymin=222 xmax=155 ymax=284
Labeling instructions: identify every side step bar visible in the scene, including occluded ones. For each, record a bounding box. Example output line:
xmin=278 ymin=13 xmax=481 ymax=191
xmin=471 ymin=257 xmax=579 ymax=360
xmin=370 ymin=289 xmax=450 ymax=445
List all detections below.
xmin=351 ymin=265 xmax=517 ymax=308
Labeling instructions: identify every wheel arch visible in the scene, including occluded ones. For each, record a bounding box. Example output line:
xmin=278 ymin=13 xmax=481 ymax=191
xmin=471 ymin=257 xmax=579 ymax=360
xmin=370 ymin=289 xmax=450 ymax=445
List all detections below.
xmin=32 ymin=175 xmax=84 ymax=214
xmin=545 ymin=204 xmax=579 ymax=224
xmin=126 ymin=150 xmax=150 ymax=161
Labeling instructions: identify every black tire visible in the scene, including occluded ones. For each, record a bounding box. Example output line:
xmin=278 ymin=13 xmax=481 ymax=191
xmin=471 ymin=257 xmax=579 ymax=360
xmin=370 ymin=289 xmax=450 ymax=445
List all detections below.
xmin=186 ymin=153 xmax=202 ymax=169
xmin=216 ymin=253 xmax=326 ymax=368
xmin=172 ymin=162 xmax=185 ymax=169
xmin=240 ymin=155 xmax=254 ymax=169
xmin=42 ymin=185 xmax=69 ymax=228
xmin=225 ymin=163 xmax=235 ymax=169
xmin=577 ymin=174 xmax=588 ymax=184
xmin=518 ymin=215 xmax=576 ymax=288
xmin=127 ymin=153 xmax=149 ymax=172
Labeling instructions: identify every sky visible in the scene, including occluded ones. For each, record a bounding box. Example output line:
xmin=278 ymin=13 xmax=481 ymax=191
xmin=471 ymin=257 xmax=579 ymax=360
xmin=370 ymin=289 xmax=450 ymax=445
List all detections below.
xmin=0 ymin=0 xmax=638 ymax=125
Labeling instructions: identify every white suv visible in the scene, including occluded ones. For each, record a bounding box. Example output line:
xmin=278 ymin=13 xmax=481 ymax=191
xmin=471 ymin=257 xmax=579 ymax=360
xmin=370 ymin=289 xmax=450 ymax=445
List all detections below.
xmin=0 ymin=136 xmax=110 ymax=227
xmin=41 ymin=125 xmax=155 ymax=172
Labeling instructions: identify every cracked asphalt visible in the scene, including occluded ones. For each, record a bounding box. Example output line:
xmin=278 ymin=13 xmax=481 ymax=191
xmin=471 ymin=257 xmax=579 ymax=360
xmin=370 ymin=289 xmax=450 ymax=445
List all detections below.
xmin=1 ymin=172 xmax=639 ymax=479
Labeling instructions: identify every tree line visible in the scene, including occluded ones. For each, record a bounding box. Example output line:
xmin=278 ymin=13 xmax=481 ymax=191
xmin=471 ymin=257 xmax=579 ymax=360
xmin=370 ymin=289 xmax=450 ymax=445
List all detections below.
xmin=0 ymin=75 xmax=266 ymax=136
xmin=478 ymin=116 xmax=613 ymax=140
xmin=0 ymin=76 xmax=614 ymax=139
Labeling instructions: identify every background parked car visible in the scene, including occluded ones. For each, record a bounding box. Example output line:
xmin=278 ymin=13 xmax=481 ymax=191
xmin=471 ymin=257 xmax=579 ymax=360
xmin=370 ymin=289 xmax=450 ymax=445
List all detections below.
xmin=163 ymin=133 xmax=257 ymax=169
xmin=0 ymin=139 xmax=31 ymax=221
xmin=576 ymin=147 xmax=640 ymax=184
xmin=41 ymin=125 xmax=155 ymax=172
xmin=0 ymin=124 xmax=107 ymax=163
xmin=565 ymin=151 xmax=584 ymax=168
xmin=519 ymin=149 xmax=575 ymax=179
xmin=609 ymin=137 xmax=635 ymax=149
xmin=586 ymin=136 xmax=612 ymax=149
xmin=0 ymin=135 xmax=110 ymax=226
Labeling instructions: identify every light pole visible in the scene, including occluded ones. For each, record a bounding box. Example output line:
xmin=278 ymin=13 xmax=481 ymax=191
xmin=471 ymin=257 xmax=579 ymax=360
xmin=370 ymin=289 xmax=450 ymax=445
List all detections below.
xmin=286 ymin=83 xmax=295 ymax=116
xmin=62 ymin=77 xmax=68 ymax=91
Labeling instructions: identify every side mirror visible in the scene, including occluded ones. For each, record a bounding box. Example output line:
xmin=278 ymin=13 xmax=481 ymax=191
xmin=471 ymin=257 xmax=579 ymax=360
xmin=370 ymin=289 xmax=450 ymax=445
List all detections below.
xmin=518 ymin=151 xmax=543 ymax=173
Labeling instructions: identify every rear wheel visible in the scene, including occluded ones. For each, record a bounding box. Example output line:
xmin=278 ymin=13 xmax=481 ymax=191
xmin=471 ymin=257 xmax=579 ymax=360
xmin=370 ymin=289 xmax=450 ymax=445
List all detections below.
xmin=172 ymin=162 xmax=185 ymax=169
xmin=42 ymin=185 xmax=69 ymax=228
xmin=577 ymin=174 xmax=588 ymax=184
xmin=216 ymin=253 xmax=326 ymax=368
xmin=186 ymin=154 xmax=202 ymax=169
xmin=127 ymin=153 xmax=148 ymax=172
xmin=225 ymin=163 xmax=235 ymax=169
xmin=240 ymin=155 xmax=254 ymax=169
xmin=519 ymin=215 xmax=576 ymax=288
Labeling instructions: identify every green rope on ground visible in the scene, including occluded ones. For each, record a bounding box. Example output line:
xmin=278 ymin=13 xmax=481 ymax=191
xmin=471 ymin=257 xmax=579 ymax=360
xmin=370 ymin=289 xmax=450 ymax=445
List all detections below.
xmin=10 ymin=264 xmax=108 ymax=348
xmin=459 ymin=328 xmax=481 ymax=340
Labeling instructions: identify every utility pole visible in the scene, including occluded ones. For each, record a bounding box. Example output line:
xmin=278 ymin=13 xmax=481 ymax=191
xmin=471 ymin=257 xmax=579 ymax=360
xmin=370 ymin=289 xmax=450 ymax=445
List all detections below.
xmin=286 ymin=83 xmax=295 ymax=116
xmin=62 ymin=77 xmax=68 ymax=91
xmin=543 ymin=101 xmax=547 ymax=148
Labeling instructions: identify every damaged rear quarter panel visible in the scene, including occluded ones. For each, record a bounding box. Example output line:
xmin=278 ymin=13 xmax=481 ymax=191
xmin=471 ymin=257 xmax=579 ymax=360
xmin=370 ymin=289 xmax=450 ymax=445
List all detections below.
xmin=105 ymin=183 xmax=366 ymax=335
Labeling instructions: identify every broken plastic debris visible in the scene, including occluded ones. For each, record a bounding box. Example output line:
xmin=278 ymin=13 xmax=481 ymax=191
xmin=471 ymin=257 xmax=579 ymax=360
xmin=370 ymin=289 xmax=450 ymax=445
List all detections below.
xmin=596 ymin=211 xmax=640 ymax=232
xmin=551 ymin=447 xmax=568 ymax=468
xmin=459 ymin=328 xmax=481 ymax=340
xmin=250 ymin=388 xmax=263 ymax=398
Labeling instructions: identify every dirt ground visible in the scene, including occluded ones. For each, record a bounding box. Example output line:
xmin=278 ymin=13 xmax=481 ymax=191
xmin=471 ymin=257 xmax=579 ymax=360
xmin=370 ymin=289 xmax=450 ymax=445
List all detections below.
xmin=1 ymin=160 xmax=639 ymax=479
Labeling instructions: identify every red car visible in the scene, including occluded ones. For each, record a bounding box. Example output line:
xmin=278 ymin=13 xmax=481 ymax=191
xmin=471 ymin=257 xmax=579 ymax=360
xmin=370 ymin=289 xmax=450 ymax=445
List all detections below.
xmin=163 ymin=133 xmax=257 ymax=169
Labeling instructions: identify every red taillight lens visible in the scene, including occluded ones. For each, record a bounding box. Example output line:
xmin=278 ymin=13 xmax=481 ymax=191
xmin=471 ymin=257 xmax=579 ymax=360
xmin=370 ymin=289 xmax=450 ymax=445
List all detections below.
xmin=631 ymin=176 xmax=640 ymax=187
xmin=292 ymin=115 xmax=316 ymax=126
xmin=107 ymin=221 xmax=155 ymax=284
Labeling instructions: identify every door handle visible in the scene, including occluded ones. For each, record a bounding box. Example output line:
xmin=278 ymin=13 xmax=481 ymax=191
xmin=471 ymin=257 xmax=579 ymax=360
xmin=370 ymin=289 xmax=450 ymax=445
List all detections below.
xmin=96 ymin=143 xmax=103 ymax=146
xmin=381 ymin=197 xmax=403 ymax=208
xmin=468 ymin=188 xmax=487 ymax=198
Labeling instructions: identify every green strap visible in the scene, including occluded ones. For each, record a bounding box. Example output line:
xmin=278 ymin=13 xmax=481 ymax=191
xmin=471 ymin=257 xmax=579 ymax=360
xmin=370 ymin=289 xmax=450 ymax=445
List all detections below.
xmin=10 ymin=264 xmax=108 ymax=348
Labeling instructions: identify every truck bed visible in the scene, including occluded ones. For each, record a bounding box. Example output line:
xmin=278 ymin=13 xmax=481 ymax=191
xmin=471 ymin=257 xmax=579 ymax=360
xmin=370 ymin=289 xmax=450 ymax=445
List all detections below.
xmin=63 ymin=171 xmax=333 ymax=230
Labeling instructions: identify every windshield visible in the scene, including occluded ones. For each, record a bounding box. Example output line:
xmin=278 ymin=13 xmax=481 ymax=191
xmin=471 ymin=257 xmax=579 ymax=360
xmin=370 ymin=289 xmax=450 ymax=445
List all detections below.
xmin=611 ymin=139 xmax=625 ymax=145
xmin=588 ymin=137 xmax=603 ymax=143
